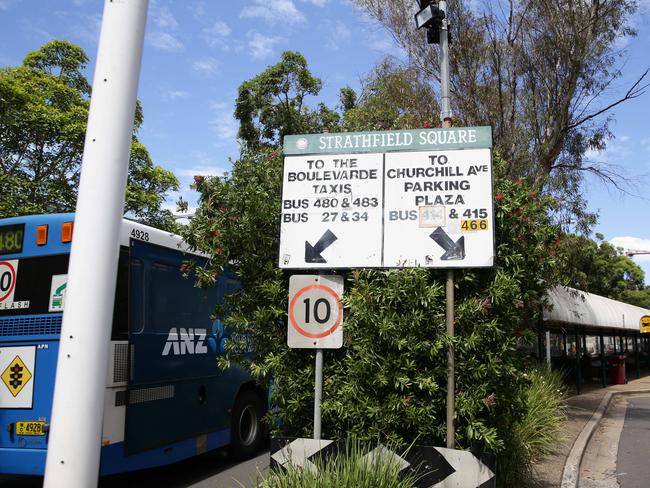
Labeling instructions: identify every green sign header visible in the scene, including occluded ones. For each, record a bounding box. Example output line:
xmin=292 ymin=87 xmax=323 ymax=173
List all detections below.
xmin=283 ymin=126 xmax=492 ymax=155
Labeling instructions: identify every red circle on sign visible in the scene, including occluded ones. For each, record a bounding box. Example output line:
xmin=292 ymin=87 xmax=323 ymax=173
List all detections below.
xmin=0 ymin=261 xmax=17 ymax=302
xmin=289 ymin=284 xmax=342 ymax=339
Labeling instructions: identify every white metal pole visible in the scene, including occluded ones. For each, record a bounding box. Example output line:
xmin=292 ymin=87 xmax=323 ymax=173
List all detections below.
xmin=545 ymin=330 xmax=552 ymax=366
xmin=314 ymin=349 xmax=323 ymax=439
xmin=43 ymin=1 xmax=149 ymax=487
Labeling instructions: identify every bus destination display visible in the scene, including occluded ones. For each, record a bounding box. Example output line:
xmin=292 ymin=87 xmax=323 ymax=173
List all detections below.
xmin=0 ymin=224 xmax=24 ymax=255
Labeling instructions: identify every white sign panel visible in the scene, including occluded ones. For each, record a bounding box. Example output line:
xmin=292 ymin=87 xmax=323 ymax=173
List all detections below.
xmin=280 ymin=127 xmax=494 ymax=269
xmin=0 ymin=346 xmax=36 ymax=409
xmin=48 ymin=274 xmax=68 ymax=312
xmin=288 ymin=275 xmax=343 ymax=349
xmin=0 ymin=259 xmax=29 ymax=310
xmin=279 ymin=154 xmax=383 ymax=268
xmin=384 ymin=148 xmax=494 ymax=267
xmin=0 ymin=260 xmax=18 ymax=305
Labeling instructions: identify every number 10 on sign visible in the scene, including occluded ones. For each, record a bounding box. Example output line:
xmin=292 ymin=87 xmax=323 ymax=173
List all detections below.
xmin=288 ymin=275 xmax=343 ymax=349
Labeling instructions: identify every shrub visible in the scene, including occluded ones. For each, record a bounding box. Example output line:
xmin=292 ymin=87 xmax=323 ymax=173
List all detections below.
xmin=497 ymin=367 xmax=568 ymax=487
xmin=183 ymin=150 xmax=567 ymax=482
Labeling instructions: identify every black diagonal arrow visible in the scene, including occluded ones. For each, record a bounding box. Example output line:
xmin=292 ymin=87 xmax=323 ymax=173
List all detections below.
xmin=305 ymin=229 xmax=338 ymax=263
xmin=403 ymin=446 xmax=455 ymax=488
xmin=430 ymin=227 xmax=465 ymax=261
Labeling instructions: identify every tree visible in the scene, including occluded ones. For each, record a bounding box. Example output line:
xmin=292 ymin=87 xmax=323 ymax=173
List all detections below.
xmin=559 ymin=233 xmax=647 ymax=301
xmin=342 ymin=58 xmax=440 ymax=131
xmin=234 ymin=51 xmax=340 ymax=149
xmin=0 ymin=40 xmax=179 ymax=228
xmin=184 ymin=51 xmax=568 ymax=486
xmin=351 ymin=0 xmax=647 ymax=230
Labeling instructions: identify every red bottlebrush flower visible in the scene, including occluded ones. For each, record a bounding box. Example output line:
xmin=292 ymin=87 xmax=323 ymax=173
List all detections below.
xmin=554 ymin=238 xmax=562 ymax=247
xmin=528 ymin=191 xmax=537 ymax=198
xmin=180 ymin=263 xmax=189 ymax=272
xmin=514 ymin=207 xmax=522 ymax=216
xmin=212 ymin=271 xmax=220 ymax=279
xmin=423 ymin=121 xmax=433 ymax=128
xmin=495 ymin=193 xmax=505 ymax=202
xmin=514 ymin=178 xmax=523 ymax=185
xmin=193 ymin=175 xmax=204 ymax=183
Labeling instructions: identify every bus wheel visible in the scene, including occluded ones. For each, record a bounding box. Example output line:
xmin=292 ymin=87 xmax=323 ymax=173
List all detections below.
xmin=230 ymin=390 xmax=263 ymax=460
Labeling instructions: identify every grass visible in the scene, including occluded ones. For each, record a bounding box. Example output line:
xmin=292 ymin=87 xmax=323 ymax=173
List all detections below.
xmin=498 ymin=366 xmax=568 ymax=487
xmin=259 ymin=439 xmax=420 ymax=488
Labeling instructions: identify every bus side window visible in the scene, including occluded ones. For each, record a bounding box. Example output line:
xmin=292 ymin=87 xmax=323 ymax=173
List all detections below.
xmin=150 ymin=262 xmax=218 ymax=335
xmin=111 ymin=250 xmax=143 ymax=340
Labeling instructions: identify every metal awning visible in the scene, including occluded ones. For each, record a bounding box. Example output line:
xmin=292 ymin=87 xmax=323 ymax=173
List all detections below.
xmin=544 ymin=286 xmax=650 ymax=331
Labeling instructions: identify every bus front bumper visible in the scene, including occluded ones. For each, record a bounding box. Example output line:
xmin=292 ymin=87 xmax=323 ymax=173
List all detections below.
xmin=0 ymin=447 xmax=46 ymax=475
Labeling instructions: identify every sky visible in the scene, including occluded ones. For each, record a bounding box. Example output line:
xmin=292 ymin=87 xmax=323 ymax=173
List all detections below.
xmin=1 ymin=0 xmax=650 ymax=282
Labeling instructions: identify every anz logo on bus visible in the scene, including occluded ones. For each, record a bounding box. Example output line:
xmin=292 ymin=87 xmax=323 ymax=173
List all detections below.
xmin=161 ymin=328 xmax=208 ymax=356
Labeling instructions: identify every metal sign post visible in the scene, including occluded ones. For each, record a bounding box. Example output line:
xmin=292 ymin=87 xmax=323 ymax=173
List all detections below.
xmin=439 ymin=0 xmax=456 ymax=450
xmin=314 ymin=349 xmax=324 ymax=439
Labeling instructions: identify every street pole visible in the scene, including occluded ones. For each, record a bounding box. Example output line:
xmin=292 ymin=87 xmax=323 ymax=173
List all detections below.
xmin=439 ymin=0 xmax=452 ymax=125
xmin=43 ymin=1 xmax=149 ymax=486
xmin=445 ymin=269 xmax=455 ymax=449
xmin=314 ymin=349 xmax=323 ymax=439
xmin=437 ymin=0 xmax=455 ymax=450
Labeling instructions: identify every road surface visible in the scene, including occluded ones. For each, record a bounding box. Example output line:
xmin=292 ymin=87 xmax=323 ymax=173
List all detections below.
xmin=0 ymin=446 xmax=269 ymax=488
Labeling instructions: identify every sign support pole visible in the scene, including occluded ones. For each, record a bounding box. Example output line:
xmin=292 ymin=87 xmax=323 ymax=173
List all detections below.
xmin=439 ymin=0 xmax=455 ymax=450
xmin=314 ymin=348 xmax=323 ymax=439
xmin=445 ymin=269 xmax=455 ymax=449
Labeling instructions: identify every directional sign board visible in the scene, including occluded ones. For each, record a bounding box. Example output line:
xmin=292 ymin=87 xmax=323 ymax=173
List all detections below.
xmin=279 ymin=127 xmax=494 ymax=269
xmin=641 ymin=315 xmax=650 ymax=334
xmin=288 ymin=275 xmax=343 ymax=349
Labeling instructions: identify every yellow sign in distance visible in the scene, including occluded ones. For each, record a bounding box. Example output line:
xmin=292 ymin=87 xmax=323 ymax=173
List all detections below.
xmin=1 ymin=355 xmax=32 ymax=397
xmin=641 ymin=315 xmax=650 ymax=334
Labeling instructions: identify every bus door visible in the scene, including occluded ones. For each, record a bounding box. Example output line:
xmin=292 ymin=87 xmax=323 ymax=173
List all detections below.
xmin=125 ymin=240 xmax=225 ymax=454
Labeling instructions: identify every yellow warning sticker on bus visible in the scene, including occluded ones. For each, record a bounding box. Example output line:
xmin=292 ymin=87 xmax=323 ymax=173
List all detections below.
xmin=2 ymin=355 xmax=32 ymax=398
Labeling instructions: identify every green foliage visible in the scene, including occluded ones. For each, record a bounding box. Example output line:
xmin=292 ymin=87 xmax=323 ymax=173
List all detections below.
xmin=619 ymin=288 xmax=650 ymax=309
xmin=260 ymin=439 xmax=420 ymax=488
xmin=0 ymin=40 xmax=179 ymax=229
xmin=498 ymin=367 xmax=568 ymax=487
xmin=558 ymin=234 xmax=646 ymax=301
xmin=234 ymin=51 xmax=340 ymax=149
xmin=342 ymin=58 xmax=439 ymax=132
xmin=184 ymin=150 xmax=563 ymax=474
xmin=185 ymin=50 xmax=569 ymax=488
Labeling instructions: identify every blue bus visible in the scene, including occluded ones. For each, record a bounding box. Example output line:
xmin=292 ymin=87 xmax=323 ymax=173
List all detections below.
xmin=0 ymin=213 xmax=265 ymax=475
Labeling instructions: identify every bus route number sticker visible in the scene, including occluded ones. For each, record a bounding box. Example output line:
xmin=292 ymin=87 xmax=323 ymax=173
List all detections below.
xmin=288 ymin=275 xmax=343 ymax=349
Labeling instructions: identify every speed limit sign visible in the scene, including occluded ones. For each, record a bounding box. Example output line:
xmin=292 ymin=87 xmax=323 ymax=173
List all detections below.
xmin=288 ymin=275 xmax=343 ymax=349
xmin=0 ymin=260 xmax=18 ymax=304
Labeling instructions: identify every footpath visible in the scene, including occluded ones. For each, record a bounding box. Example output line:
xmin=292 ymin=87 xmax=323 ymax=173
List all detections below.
xmin=532 ymin=374 xmax=650 ymax=488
